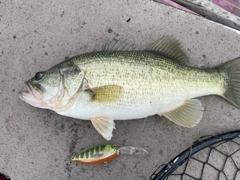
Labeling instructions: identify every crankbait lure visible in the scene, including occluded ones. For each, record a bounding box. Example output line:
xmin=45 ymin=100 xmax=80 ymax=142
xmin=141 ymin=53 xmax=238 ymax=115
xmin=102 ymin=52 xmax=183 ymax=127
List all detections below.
xmin=71 ymin=144 xmax=148 ymax=164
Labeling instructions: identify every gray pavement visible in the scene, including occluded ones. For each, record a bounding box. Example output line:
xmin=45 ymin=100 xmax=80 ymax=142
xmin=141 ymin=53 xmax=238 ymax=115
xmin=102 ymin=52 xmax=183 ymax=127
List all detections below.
xmin=1 ymin=0 xmax=240 ymax=179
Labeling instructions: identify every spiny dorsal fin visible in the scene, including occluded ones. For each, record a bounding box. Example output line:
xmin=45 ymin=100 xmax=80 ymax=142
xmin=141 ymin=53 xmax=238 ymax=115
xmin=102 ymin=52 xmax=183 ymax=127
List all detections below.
xmin=162 ymin=99 xmax=204 ymax=127
xmin=88 ymin=85 xmax=123 ymax=102
xmin=103 ymin=38 xmax=137 ymax=51
xmin=147 ymin=36 xmax=189 ymax=64
xmin=91 ymin=117 xmax=115 ymax=140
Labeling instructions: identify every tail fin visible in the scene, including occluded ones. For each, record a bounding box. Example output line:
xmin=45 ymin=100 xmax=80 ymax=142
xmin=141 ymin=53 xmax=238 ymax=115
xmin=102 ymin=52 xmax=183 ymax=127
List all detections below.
xmin=219 ymin=57 xmax=240 ymax=108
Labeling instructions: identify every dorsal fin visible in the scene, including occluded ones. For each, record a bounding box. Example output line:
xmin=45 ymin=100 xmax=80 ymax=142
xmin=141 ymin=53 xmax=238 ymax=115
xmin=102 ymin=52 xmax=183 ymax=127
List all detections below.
xmin=147 ymin=36 xmax=189 ymax=64
xmin=103 ymin=38 xmax=137 ymax=51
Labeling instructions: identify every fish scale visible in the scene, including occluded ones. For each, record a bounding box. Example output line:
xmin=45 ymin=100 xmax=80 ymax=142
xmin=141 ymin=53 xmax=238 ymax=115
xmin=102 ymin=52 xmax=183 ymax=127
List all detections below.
xmin=57 ymin=50 xmax=224 ymax=127
xmin=74 ymin=51 xmax=224 ymax=104
xmin=19 ymin=37 xmax=240 ymax=140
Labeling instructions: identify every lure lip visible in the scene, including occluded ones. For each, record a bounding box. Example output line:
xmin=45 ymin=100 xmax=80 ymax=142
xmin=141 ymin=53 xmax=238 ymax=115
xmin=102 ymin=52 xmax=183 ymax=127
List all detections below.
xmin=118 ymin=146 xmax=148 ymax=155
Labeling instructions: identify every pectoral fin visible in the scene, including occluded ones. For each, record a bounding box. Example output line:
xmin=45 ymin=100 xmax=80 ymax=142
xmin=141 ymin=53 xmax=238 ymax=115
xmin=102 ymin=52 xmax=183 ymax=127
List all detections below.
xmin=88 ymin=85 xmax=123 ymax=102
xmin=91 ymin=117 xmax=116 ymax=140
xmin=162 ymin=99 xmax=204 ymax=127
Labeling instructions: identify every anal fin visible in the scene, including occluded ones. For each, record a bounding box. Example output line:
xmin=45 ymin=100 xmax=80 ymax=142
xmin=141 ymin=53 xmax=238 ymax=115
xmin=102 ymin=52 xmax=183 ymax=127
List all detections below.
xmin=91 ymin=117 xmax=116 ymax=140
xmin=162 ymin=99 xmax=204 ymax=127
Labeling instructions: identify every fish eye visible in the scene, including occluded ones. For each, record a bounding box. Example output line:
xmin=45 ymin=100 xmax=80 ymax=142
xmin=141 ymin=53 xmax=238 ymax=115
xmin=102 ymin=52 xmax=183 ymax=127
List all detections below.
xmin=35 ymin=72 xmax=44 ymax=80
xmin=112 ymin=144 xmax=117 ymax=148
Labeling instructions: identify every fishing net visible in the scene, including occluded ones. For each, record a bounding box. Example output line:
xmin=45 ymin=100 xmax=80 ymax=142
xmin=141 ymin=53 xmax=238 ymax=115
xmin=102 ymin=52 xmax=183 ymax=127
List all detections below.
xmin=150 ymin=130 xmax=240 ymax=180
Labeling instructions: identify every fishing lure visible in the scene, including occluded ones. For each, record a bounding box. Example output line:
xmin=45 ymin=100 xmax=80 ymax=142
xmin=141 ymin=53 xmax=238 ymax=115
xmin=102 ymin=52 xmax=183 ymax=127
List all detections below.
xmin=71 ymin=144 xmax=148 ymax=164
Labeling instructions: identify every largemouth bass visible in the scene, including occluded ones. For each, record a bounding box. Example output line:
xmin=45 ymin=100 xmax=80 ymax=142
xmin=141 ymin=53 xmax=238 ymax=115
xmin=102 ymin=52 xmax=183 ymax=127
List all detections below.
xmin=19 ymin=37 xmax=240 ymax=140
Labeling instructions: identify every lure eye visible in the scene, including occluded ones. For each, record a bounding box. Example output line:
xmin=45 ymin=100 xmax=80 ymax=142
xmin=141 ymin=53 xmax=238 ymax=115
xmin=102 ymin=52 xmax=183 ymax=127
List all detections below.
xmin=35 ymin=72 xmax=44 ymax=80
xmin=112 ymin=144 xmax=117 ymax=149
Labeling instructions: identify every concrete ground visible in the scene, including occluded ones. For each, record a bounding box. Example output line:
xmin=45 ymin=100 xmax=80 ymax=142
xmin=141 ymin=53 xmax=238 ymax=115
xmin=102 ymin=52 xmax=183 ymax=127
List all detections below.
xmin=1 ymin=0 xmax=240 ymax=179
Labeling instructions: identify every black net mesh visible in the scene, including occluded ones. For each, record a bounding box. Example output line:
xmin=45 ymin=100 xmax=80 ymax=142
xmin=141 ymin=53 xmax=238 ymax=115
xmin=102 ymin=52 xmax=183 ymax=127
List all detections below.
xmin=150 ymin=131 xmax=240 ymax=180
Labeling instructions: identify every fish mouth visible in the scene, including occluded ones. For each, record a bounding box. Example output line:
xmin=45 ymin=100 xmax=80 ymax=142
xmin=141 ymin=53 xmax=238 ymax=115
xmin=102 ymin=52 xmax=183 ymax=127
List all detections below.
xmin=19 ymin=81 xmax=44 ymax=108
xmin=19 ymin=82 xmax=34 ymax=99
